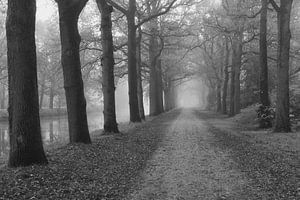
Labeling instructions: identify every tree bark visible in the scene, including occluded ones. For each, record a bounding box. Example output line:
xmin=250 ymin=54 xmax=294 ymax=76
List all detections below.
xmin=222 ymin=37 xmax=229 ymax=114
xmin=149 ymin=28 xmax=158 ymax=115
xmin=127 ymin=0 xmax=141 ymax=122
xmin=96 ymin=0 xmax=119 ymax=133
xmin=258 ymin=0 xmax=272 ymax=128
xmin=56 ymin=0 xmax=91 ymax=143
xmin=156 ymin=59 xmax=164 ymax=113
xmin=229 ymin=42 xmax=236 ymax=117
xmin=234 ymin=31 xmax=242 ymax=114
xmin=274 ymin=0 xmax=293 ymax=132
xmin=164 ymin=77 xmax=174 ymax=111
xmin=137 ymin=27 xmax=145 ymax=120
xmin=6 ymin=0 xmax=48 ymax=167
xmin=149 ymin=19 xmax=164 ymax=116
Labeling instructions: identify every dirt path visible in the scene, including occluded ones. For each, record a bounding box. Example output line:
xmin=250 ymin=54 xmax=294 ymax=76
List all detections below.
xmin=126 ymin=109 xmax=264 ymax=200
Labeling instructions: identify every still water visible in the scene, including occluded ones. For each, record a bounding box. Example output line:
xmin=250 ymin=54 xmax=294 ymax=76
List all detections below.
xmin=0 ymin=112 xmax=128 ymax=159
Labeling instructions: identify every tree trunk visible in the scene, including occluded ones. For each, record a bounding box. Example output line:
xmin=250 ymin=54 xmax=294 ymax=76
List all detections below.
xmin=149 ymin=24 xmax=158 ymax=116
xmin=6 ymin=0 xmax=48 ymax=167
xmin=149 ymin=19 xmax=164 ymax=116
xmin=137 ymin=27 xmax=145 ymax=120
xmin=156 ymin=59 xmax=164 ymax=113
xmin=222 ymin=37 xmax=229 ymax=114
xmin=127 ymin=0 xmax=141 ymax=122
xmin=164 ymin=77 xmax=173 ymax=111
xmin=229 ymin=43 xmax=236 ymax=117
xmin=234 ymin=31 xmax=242 ymax=114
xmin=96 ymin=0 xmax=119 ymax=133
xmin=56 ymin=0 xmax=91 ymax=143
xmin=259 ymin=0 xmax=272 ymax=128
xmin=274 ymin=0 xmax=293 ymax=132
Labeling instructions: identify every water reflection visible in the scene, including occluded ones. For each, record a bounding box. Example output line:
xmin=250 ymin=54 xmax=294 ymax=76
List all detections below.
xmin=0 ymin=112 xmax=127 ymax=160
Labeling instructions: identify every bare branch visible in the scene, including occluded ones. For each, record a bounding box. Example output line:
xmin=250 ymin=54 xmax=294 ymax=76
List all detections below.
xmin=106 ymin=0 xmax=128 ymax=15
xmin=269 ymin=0 xmax=280 ymax=12
xmin=136 ymin=0 xmax=177 ymax=28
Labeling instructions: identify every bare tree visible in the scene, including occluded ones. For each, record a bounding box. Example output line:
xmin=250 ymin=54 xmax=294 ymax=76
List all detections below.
xmin=96 ymin=0 xmax=119 ymax=133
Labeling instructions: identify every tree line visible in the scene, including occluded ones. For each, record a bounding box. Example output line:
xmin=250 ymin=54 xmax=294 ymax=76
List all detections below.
xmin=3 ymin=0 xmax=299 ymax=167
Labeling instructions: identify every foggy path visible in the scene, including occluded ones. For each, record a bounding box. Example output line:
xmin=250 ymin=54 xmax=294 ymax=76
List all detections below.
xmin=126 ymin=108 xmax=260 ymax=200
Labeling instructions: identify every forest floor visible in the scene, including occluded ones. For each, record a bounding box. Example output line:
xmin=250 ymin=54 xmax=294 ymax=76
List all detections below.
xmin=0 ymin=108 xmax=299 ymax=200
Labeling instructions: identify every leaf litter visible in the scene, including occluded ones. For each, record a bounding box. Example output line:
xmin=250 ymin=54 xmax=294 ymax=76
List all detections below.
xmin=0 ymin=111 xmax=180 ymax=200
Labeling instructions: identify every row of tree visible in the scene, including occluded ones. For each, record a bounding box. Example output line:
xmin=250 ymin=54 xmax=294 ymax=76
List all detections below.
xmin=193 ymin=0 xmax=298 ymax=132
xmin=5 ymin=0 xmax=192 ymax=167
xmin=5 ymin=0 xmax=299 ymax=167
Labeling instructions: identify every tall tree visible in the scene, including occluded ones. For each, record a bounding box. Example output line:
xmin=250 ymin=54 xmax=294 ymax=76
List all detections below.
xmin=137 ymin=26 xmax=146 ymax=120
xmin=270 ymin=0 xmax=293 ymax=132
xmin=222 ymin=36 xmax=230 ymax=114
xmin=149 ymin=20 xmax=164 ymax=115
xmin=258 ymin=0 xmax=272 ymax=128
xmin=229 ymin=39 xmax=236 ymax=117
xmin=6 ymin=0 xmax=48 ymax=167
xmin=233 ymin=29 xmax=243 ymax=114
xmin=96 ymin=0 xmax=119 ymax=133
xmin=107 ymin=0 xmax=176 ymax=122
xmin=56 ymin=0 xmax=91 ymax=143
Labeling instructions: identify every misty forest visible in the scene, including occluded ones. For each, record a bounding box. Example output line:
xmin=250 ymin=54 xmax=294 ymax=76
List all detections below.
xmin=0 ymin=0 xmax=299 ymax=199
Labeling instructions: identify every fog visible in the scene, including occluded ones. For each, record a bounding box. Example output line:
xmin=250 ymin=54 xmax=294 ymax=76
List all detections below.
xmin=176 ymin=78 xmax=208 ymax=109
xmin=114 ymin=77 xmax=149 ymax=121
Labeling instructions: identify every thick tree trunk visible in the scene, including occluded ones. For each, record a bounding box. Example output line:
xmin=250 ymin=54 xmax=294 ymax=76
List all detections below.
xmin=149 ymin=24 xmax=159 ymax=116
xmin=164 ymin=77 xmax=173 ymax=111
xmin=96 ymin=0 xmax=119 ymax=133
xmin=149 ymin=20 xmax=164 ymax=116
xmin=137 ymin=27 xmax=145 ymax=120
xmin=156 ymin=60 xmax=164 ymax=113
xmin=222 ymin=37 xmax=229 ymax=114
xmin=274 ymin=0 xmax=293 ymax=132
xmin=229 ymin=44 xmax=236 ymax=117
xmin=56 ymin=0 xmax=91 ymax=143
xmin=234 ymin=32 xmax=242 ymax=114
xmin=259 ymin=0 xmax=272 ymax=128
xmin=127 ymin=0 xmax=141 ymax=122
xmin=6 ymin=0 xmax=48 ymax=167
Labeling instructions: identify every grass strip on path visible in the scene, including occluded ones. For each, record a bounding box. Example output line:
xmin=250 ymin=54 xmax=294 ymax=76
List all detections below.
xmin=195 ymin=110 xmax=299 ymax=200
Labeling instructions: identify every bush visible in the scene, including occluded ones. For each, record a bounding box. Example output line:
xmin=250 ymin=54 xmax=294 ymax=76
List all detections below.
xmin=256 ymin=104 xmax=274 ymax=128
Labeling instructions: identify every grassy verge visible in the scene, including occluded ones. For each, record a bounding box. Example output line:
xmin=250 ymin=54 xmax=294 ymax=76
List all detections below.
xmin=0 ymin=110 xmax=180 ymax=200
xmin=195 ymin=107 xmax=300 ymax=200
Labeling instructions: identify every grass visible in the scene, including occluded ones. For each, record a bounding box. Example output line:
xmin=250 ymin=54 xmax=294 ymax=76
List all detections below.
xmin=195 ymin=105 xmax=300 ymax=200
